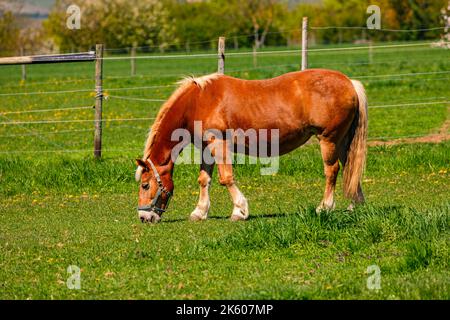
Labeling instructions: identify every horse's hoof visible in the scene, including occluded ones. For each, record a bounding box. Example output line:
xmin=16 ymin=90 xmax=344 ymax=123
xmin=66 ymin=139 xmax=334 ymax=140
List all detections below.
xmin=316 ymin=201 xmax=335 ymax=214
xmin=190 ymin=208 xmax=207 ymax=221
xmin=230 ymin=208 xmax=248 ymax=221
xmin=231 ymin=213 xmax=246 ymax=221
xmin=190 ymin=214 xmax=205 ymax=222
xmin=315 ymin=206 xmax=325 ymax=214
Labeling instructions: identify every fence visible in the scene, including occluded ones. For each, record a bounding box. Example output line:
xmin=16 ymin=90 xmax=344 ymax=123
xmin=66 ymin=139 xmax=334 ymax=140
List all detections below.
xmin=0 ymin=20 xmax=449 ymax=156
xmin=0 ymin=45 xmax=107 ymax=158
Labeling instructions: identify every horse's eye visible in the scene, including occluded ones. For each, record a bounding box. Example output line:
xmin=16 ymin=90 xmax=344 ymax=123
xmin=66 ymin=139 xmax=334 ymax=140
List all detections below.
xmin=142 ymin=183 xmax=150 ymax=190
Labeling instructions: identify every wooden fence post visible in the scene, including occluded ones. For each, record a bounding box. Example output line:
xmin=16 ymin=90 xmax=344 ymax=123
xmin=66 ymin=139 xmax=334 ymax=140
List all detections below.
xmin=301 ymin=17 xmax=308 ymax=71
xmin=218 ymin=36 xmax=225 ymax=74
xmin=20 ymin=47 xmax=26 ymax=81
xmin=131 ymin=45 xmax=136 ymax=76
xmin=94 ymin=44 xmax=104 ymax=159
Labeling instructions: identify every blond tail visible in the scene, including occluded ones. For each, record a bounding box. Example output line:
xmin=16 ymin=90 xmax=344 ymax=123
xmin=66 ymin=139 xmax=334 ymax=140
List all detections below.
xmin=343 ymin=80 xmax=368 ymax=199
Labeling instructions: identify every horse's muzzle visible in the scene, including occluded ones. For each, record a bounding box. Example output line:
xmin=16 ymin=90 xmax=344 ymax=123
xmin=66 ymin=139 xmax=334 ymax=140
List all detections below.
xmin=138 ymin=210 xmax=161 ymax=223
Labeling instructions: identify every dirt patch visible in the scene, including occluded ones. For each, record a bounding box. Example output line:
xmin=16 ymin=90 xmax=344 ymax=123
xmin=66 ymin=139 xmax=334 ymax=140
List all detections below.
xmin=304 ymin=107 xmax=449 ymax=147
xmin=369 ymin=108 xmax=450 ymax=147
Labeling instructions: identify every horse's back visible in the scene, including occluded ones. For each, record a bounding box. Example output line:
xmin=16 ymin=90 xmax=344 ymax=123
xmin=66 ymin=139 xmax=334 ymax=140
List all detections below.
xmin=204 ymin=69 xmax=358 ymax=133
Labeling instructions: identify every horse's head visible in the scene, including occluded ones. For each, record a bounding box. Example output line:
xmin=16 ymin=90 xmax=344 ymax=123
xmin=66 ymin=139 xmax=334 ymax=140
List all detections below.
xmin=135 ymin=158 xmax=174 ymax=223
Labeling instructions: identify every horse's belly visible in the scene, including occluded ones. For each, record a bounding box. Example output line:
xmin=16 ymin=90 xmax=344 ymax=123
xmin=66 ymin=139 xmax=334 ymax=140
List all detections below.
xmin=278 ymin=132 xmax=313 ymax=155
xmin=231 ymin=128 xmax=313 ymax=157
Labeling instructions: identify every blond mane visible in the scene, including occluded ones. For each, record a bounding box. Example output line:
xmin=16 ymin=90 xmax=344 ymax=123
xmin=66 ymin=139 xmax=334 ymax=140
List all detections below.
xmin=177 ymin=73 xmax=221 ymax=89
xmin=142 ymin=73 xmax=222 ymax=160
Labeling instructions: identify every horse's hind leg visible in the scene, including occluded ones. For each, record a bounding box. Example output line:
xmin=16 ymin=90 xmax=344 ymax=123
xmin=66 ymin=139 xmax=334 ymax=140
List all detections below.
xmin=346 ymin=183 xmax=365 ymax=210
xmin=190 ymin=161 xmax=214 ymax=221
xmin=316 ymin=140 xmax=340 ymax=213
xmin=342 ymin=179 xmax=365 ymax=211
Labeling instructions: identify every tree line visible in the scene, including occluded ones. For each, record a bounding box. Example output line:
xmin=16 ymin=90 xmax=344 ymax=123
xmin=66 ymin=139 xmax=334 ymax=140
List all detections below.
xmin=0 ymin=0 xmax=448 ymax=56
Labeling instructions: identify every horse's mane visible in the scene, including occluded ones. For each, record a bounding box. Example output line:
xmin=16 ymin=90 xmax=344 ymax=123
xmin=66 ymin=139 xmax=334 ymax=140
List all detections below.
xmin=142 ymin=73 xmax=221 ymax=160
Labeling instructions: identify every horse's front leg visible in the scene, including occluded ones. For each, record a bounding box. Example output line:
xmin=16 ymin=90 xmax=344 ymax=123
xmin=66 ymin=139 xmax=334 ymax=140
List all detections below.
xmin=214 ymin=140 xmax=249 ymax=221
xmin=190 ymin=162 xmax=214 ymax=221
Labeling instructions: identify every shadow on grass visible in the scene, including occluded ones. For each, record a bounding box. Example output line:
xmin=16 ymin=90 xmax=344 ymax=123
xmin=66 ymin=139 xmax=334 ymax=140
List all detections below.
xmin=161 ymin=211 xmax=292 ymax=223
xmin=161 ymin=204 xmax=411 ymax=224
xmin=247 ymin=212 xmax=291 ymax=220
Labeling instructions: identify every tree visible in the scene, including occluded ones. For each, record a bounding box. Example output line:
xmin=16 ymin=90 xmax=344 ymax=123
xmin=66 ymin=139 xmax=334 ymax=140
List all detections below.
xmin=45 ymin=0 xmax=177 ymax=52
xmin=229 ymin=0 xmax=282 ymax=49
xmin=0 ymin=3 xmax=20 ymax=56
xmin=40 ymin=0 xmax=450 ymax=54
xmin=386 ymin=0 xmax=448 ymax=40
xmin=281 ymin=3 xmax=321 ymax=46
xmin=440 ymin=0 xmax=450 ymax=46
xmin=166 ymin=0 xmax=228 ymax=51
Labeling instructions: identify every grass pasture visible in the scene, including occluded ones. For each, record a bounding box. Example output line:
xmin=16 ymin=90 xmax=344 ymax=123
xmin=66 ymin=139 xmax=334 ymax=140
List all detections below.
xmin=0 ymin=42 xmax=449 ymax=299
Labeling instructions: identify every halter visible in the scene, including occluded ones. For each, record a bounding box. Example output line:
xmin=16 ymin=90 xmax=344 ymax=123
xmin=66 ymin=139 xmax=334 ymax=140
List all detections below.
xmin=137 ymin=158 xmax=172 ymax=215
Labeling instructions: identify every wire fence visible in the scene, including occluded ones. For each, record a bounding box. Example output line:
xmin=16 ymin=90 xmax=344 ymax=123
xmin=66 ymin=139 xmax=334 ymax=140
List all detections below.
xmin=1 ymin=129 xmax=448 ymax=154
xmin=1 ymin=69 xmax=448 ymax=98
xmin=1 ymin=41 xmax=448 ymax=89
xmin=98 ymin=41 xmax=449 ymax=61
xmin=311 ymin=26 xmax=445 ymax=31
xmin=0 ymin=106 xmax=94 ymax=115
xmin=0 ymin=32 xmax=449 ymax=155
xmin=0 ymin=117 xmax=157 ymax=125
xmin=1 ymin=99 xmax=447 ymax=123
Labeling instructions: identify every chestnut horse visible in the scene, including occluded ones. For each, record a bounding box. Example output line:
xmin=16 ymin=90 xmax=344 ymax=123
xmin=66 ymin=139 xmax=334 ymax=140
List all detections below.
xmin=135 ymin=69 xmax=368 ymax=223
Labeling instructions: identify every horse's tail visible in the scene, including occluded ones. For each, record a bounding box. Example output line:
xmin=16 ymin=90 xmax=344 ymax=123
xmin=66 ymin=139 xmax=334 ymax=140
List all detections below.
xmin=343 ymin=80 xmax=368 ymax=199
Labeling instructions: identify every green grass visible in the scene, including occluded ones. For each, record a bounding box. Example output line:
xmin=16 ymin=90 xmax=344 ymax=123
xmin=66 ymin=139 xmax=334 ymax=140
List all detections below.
xmin=0 ymin=41 xmax=449 ymax=299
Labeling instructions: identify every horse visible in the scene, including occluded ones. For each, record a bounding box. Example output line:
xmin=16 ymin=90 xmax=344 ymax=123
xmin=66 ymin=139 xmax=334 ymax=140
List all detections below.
xmin=135 ymin=69 xmax=368 ymax=223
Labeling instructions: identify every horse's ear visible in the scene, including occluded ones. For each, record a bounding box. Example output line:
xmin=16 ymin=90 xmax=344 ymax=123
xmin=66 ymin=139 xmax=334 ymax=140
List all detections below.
xmin=135 ymin=159 xmax=148 ymax=182
xmin=135 ymin=166 xmax=143 ymax=182
xmin=135 ymin=159 xmax=148 ymax=169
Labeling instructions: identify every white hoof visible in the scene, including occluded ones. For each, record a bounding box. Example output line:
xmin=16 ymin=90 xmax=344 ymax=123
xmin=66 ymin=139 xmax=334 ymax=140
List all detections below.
xmin=316 ymin=201 xmax=335 ymax=214
xmin=190 ymin=207 xmax=208 ymax=221
xmin=230 ymin=200 xmax=249 ymax=221
xmin=231 ymin=211 xmax=247 ymax=221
